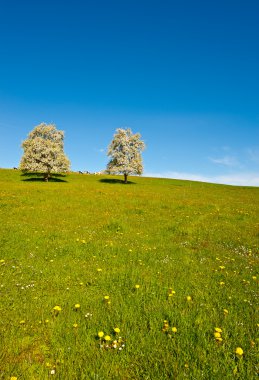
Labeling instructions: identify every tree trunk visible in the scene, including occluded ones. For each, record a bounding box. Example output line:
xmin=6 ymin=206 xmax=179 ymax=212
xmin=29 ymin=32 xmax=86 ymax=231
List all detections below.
xmin=44 ymin=171 xmax=50 ymax=182
xmin=124 ymin=173 xmax=128 ymax=184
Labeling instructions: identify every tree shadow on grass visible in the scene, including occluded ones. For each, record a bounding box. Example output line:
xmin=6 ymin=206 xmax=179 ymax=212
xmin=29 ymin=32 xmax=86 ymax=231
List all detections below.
xmin=21 ymin=173 xmax=68 ymax=183
xmin=99 ymin=178 xmax=136 ymax=185
xmin=22 ymin=177 xmax=68 ymax=183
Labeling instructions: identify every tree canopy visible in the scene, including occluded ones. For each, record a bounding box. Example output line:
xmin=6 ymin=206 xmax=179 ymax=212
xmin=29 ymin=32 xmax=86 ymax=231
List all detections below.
xmin=19 ymin=123 xmax=70 ymax=181
xmin=107 ymin=128 xmax=145 ymax=183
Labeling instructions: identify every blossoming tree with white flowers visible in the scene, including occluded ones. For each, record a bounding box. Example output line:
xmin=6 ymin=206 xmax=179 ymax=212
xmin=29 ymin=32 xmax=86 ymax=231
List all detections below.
xmin=19 ymin=123 xmax=70 ymax=181
xmin=107 ymin=128 xmax=145 ymax=183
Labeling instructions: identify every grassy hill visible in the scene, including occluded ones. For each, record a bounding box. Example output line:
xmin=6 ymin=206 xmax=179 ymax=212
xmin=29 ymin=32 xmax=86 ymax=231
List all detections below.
xmin=0 ymin=169 xmax=258 ymax=379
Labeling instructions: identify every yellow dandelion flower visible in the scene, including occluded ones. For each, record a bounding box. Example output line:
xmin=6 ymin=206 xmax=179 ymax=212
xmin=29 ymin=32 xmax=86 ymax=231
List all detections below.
xmin=10 ymin=377 xmax=18 ymax=380
xmin=19 ymin=320 xmax=25 ymax=325
xmin=172 ymin=327 xmax=177 ymax=333
xmin=104 ymin=295 xmax=109 ymax=300
xmin=114 ymin=327 xmax=120 ymax=333
xmin=104 ymin=335 xmax=111 ymax=341
xmin=219 ymin=281 xmax=225 ymax=286
xmin=45 ymin=319 xmax=49 ymax=323
xmin=223 ymin=309 xmax=229 ymax=315
xmin=135 ymin=284 xmax=140 ymax=289
xmin=252 ymin=276 xmax=257 ymax=280
xmin=214 ymin=332 xmax=221 ymax=338
xmin=97 ymin=268 xmax=102 ymax=272
xmin=74 ymin=304 xmax=80 ymax=310
xmin=81 ymin=240 xmax=86 ymax=243
xmin=216 ymin=337 xmax=223 ymax=342
xmin=73 ymin=323 xmax=78 ymax=328
xmin=186 ymin=296 xmax=192 ymax=301
xmin=98 ymin=331 xmax=104 ymax=338
xmin=162 ymin=320 xmax=169 ymax=331
xmin=53 ymin=305 xmax=62 ymax=312
xmin=215 ymin=327 xmax=223 ymax=333
xmin=235 ymin=347 xmax=244 ymax=356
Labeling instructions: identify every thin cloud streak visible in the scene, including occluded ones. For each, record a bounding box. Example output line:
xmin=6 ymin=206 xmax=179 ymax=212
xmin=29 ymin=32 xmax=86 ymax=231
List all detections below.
xmin=209 ymin=156 xmax=239 ymax=167
xmin=144 ymin=171 xmax=259 ymax=187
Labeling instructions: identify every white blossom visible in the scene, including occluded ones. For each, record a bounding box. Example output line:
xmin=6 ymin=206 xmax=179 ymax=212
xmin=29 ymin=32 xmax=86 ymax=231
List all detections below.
xmin=19 ymin=123 xmax=70 ymax=181
xmin=107 ymin=128 xmax=145 ymax=183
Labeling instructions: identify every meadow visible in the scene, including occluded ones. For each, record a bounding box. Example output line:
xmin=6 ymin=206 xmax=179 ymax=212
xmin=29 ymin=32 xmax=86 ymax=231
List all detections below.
xmin=0 ymin=168 xmax=258 ymax=379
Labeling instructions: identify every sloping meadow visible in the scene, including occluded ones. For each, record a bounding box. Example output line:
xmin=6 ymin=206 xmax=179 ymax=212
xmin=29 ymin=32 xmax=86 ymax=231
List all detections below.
xmin=0 ymin=169 xmax=258 ymax=379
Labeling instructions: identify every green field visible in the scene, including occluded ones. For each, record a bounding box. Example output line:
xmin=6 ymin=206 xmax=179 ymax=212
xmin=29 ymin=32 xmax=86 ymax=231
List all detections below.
xmin=0 ymin=169 xmax=258 ymax=379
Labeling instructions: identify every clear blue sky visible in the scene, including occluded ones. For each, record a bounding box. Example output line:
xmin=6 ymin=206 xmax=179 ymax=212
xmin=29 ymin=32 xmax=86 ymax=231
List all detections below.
xmin=0 ymin=0 xmax=258 ymax=186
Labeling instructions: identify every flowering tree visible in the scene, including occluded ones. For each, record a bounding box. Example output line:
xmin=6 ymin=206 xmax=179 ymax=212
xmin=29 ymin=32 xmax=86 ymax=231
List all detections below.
xmin=19 ymin=123 xmax=70 ymax=181
xmin=107 ymin=128 xmax=145 ymax=183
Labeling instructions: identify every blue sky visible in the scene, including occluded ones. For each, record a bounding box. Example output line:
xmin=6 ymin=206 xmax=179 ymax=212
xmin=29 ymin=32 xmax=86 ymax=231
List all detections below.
xmin=0 ymin=0 xmax=258 ymax=186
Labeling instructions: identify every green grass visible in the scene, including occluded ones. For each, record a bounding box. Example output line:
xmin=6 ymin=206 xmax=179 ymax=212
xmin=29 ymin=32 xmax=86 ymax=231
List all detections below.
xmin=0 ymin=168 xmax=258 ymax=379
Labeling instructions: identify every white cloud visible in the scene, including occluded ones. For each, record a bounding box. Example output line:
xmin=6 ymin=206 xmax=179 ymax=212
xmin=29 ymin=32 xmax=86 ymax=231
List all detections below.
xmin=209 ymin=155 xmax=239 ymax=167
xmin=143 ymin=171 xmax=259 ymax=187
xmin=93 ymin=148 xmax=105 ymax=153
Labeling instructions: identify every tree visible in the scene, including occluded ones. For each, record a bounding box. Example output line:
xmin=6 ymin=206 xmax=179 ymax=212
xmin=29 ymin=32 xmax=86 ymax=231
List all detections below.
xmin=19 ymin=123 xmax=70 ymax=181
xmin=107 ymin=128 xmax=145 ymax=183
